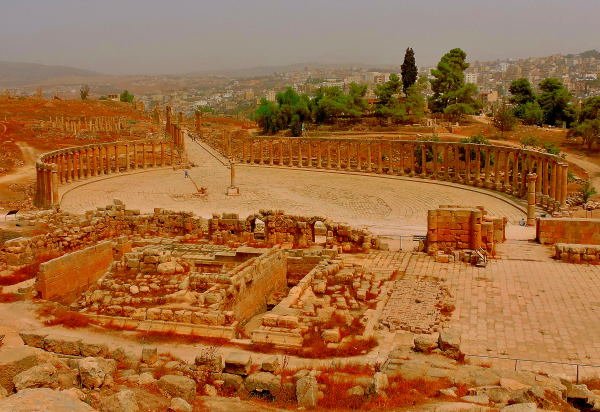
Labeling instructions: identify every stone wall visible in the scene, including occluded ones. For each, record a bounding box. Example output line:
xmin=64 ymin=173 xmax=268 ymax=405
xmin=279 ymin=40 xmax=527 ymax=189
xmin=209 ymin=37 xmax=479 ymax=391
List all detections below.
xmin=208 ymin=211 xmax=371 ymax=251
xmin=36 ymin=241 xmax=116 ymax=304
xmin=426 ymin=206 xmax=506 ymax=255
xmin=230 ymin=249 xmax=287 ymax=322
xmin=554 ymin=243 xmax=600 ymax=264
xmin=536 ymin=218 xmax=600 ymax=245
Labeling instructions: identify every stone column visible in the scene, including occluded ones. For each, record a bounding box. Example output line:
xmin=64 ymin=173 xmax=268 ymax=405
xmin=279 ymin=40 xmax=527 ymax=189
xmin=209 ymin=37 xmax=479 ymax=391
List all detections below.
xmin=326 ymin=141 xmax=331 ymax=169
xmin=346 ymin=142 xmax=351 ymax=170
xmin=57 ymin=154 xmax=64 ymax=184
xmin=249 ymin=139 xmax=255 ymax=164
xmin=503 ymin=151 xmax=511 ymax=192
xmin=152 ymin=142 xmax=157 ymax=168
xmin=443 ymin=145 xmax=450 ymax=180
xmin=269 ymin=140 xmax=274 ymax=166
xmin=161 ymin=143 xmax=166 ymax=166
xmin=492 ymin=149 xmax=500 ymax=189
xmin=377 ymin=142 xmax=383 ymax=173
xmin=367 ymin=143 xmax=372 ymax=172
xmin=142 ymin=143 xmax=147 ymax=168
xmin=66 ymin=152 xmax=72 ymax=182
xmin=484 ymin=147 xmax=492 ymax=188
xmin=317 ymin=141 xmax=323 ymax=168
xmin=409 ymin=143 xmax=416 ymax=176
xmin=526 ymin=173 xmax=537 ymax=226
xmin=336 ymin=141 xmax=341 ymax=170
xmin=124 ymin=144 xmax=130 ymax=171
xmin=259 ymin=139 xmax=264 ymax=165
xmin=454 ymin=145 xmax=461 ymax=182
xmin=550 ymin=161 xmax=557 ymax=207
xmin=308 ymin=141 xmax=313 ymax=168
xmin=288 ymin=139 xmax=293 ymax=166
xmin=535 ymin=159 xmax=543 ymax=205
xmin=474 ymin=147 xmax=481 ymax=186
xmin=388 ymin=142 xmax=394 ymax=174
xmin=560 ymin=163 xmax=569 ymax=211
xmin=298 ymin=140 xmax=303 ymax=168
xmin=512 ymin=153 xmax=520 ymax=193
xmin=465 ymin=145 xmax=471 ymax=183
xmin=279 ymin=139 xmax=284 ymax=166
xmin=420 ymin=144 xmax=427 ymax=177
xmin=84 ymin=148 xmax=90 ymax=178
xmin=432 ymin=144 xmax=439 ymax=179
xmin=51 ymin=165 xmax=59 ymax=206
xmin=541 ymin=158 xmax=549 ymax=207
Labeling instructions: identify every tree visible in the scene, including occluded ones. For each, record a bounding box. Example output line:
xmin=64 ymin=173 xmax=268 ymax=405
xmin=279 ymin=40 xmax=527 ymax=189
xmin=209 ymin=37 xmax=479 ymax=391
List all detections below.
xmin=429 ymin=48 xmax=479 ymax=119
xmin=401 ymin=47 xmax=418 ymax=94
xmin=254 ymin=87 xmax=310 ymax=136
xmin=574 ymin=96 xmax=600 ymax=149
xmin=374 ymin=74 xmax=406 ymax=122
xmin=537 ymin=78 xmax=575 ymax=127
xmin=509 ymin=78 xmax=536 ymax=106
xmin=310 ymin=83 xmax=367 ymax=124
xmin=119 ymin=90 xmax=134 ymax=103
xmin=519 ymin=101 xmax=544 ymax=125
xmin=581 ymin=181 xmax=597 ymax=203
xmin=80 ymin=85 xmax=90 ymax=100
xmin=403 ymin=77 xmax=428 ymax=122
xmin=492 ymin=104 xmax=517 ymax=136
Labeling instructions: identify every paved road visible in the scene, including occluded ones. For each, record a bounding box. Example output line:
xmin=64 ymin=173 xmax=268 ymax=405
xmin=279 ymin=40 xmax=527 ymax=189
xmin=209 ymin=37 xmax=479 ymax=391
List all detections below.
xmin=60 ymin=137 xmax=526 ymax=236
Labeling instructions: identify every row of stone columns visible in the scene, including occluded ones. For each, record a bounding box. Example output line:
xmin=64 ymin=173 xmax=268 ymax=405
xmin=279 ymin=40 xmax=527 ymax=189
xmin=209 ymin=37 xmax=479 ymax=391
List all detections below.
xmin=238 ymin=138 xmax=568 ymax=213
xmin=34 ymin=140 xmax=178 ymax=208
xmin=47 ymin=116 xmax=125 ymax=133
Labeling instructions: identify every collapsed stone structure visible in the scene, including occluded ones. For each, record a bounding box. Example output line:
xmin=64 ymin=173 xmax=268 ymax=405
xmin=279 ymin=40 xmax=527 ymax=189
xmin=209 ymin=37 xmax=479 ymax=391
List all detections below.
xmin=426 ymin=205 xmax=506 ymax=259
xmin=536 ymin=217 xmax=600 ymax=264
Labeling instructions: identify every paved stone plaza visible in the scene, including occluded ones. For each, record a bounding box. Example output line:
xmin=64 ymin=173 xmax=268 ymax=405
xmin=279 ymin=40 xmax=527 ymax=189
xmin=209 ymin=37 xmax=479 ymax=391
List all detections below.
xmin=60 ymin=138 xmax=526 ymax=236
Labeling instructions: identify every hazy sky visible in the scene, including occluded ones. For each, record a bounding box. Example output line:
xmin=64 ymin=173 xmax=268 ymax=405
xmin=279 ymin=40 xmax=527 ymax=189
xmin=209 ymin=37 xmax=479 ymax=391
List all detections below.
xmin=1 ymin=0 xmax=598 ymax=75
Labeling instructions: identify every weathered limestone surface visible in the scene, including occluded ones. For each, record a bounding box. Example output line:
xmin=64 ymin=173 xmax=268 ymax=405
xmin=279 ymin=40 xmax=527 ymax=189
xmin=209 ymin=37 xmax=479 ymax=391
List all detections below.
xmin=37 ymin=241 xmax=115 ymax=303
xmin=536 ymin=217 xmax=600 ymax=245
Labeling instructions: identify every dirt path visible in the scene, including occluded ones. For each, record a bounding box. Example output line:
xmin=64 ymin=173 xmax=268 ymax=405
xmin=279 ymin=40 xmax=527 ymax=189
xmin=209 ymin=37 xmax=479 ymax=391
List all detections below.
xmin=0 ymin=142 xmax=39 ymax=186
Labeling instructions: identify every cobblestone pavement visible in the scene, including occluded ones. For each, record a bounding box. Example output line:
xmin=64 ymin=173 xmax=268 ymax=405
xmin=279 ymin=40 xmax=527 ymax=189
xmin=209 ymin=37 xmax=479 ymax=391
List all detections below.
xmin=397 ymin=243 xmax=600 ymax=376
xmin=60 ymin=138 xmax=525 ymax=236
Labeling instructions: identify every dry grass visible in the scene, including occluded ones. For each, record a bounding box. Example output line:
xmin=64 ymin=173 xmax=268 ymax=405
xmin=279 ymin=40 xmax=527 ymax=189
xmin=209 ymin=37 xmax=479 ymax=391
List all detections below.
xmin=0 ymin=251 xmax=61 ymax=286
xmin=581 ymin=377 xmax=600 ymax=390
xmin=36 ymin=303 xmax=93 ymax=328
xmin=0 ymin=292 xmax=23 ymax=303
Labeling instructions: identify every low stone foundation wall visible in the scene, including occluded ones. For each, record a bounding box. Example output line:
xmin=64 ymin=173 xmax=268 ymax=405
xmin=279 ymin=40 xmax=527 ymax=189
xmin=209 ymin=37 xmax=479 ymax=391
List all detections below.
xmin=36 ymin=241 xmax=117 ymax=304
xmin=554 ymin=243 xmax=600 ymax=264
xmin=536 ymin=217 xmax=600 ymax=245
xmin=86 ymin=315 xmax=236 ymax=339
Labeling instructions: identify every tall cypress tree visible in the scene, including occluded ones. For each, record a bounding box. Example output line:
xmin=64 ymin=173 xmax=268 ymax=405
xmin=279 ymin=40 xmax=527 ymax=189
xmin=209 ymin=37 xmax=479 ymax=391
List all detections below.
xmin=401 ymin=47 xmax=418 ymax=94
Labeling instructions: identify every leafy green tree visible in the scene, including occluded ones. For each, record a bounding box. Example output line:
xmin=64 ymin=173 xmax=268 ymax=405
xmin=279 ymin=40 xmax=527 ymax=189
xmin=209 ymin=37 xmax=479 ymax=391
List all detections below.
xmin=519 ymin=101 xmax=544 ymax=125
xmin=492 ymin=104 xmax=517 ymax=136
xmin=401 ymin=47 xmax=418 ymax=94
xmin=403 ymin=77 xmax=428 ymax=122
xmin=537 ymin=78 xmax=576 ymax=127
xmin=575 ymin=119 xmax=600 ymax=150
xmin=581 ymin=181 xmax=598 ymax=203
xmin=310 ymin=83 xmax=367 ymax=124
xmin=374 ymin=74 xmax=406 ymax=122
xmin=429 ymin=48 xmax=479 ymax=120
xmin=509 ymin=78 xmax=536 ymax=106
xmin=574 ymin=96 xmax=600 ymax=149
xmin=254 ymin=87 xmax=310 ymax=136
xmin=254 ymin=98 xmax=282 ymax=134
xmin=119 ymin=90 xmax=134 ymax=103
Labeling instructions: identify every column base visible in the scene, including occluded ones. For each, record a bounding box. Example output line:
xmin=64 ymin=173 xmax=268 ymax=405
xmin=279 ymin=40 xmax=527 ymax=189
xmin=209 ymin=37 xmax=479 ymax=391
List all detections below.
xmin=226 ymin=186 xmax=240 ymax=196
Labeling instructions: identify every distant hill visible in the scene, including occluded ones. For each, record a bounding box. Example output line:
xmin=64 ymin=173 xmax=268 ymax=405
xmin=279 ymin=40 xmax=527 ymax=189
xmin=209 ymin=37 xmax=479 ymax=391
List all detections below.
xmin=0 ymin=62 xmax=100 ymax=87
